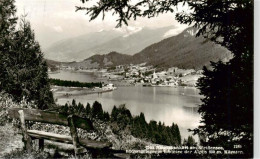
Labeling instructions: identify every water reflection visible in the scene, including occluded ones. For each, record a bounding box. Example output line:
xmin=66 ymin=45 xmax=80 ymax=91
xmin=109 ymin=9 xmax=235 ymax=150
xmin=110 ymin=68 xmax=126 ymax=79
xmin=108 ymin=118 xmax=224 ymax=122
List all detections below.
xmin=49 ymin=70 xmax=104 ymax=83
xmin=183 ymin=105 xmax=199 ymax=114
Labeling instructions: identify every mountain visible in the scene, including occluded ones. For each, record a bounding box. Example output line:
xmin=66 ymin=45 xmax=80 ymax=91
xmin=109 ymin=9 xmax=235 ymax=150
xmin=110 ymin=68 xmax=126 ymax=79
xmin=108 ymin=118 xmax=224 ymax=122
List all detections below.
xmin=47 ymin=27 xmax=232 ymax=70
xmin=44 ymin=25 xmax=180 ymax=62
xmin=131 ymin=27 xmax=232 ymax=69
xmin=87 ymin=26 xmax=179 ymax=56
xmin=44 ymin=30 xmax=123 ymax=62
xmin=65 ymin=52 xmax=132 ymax=68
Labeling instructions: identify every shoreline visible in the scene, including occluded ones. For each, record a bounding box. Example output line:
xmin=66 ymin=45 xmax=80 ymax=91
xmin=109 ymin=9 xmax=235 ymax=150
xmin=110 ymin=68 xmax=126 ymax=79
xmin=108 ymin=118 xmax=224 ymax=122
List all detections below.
xmin=51 ymin=85 xmax=114 ymax=98
xmin=52 ymin=85 xmax=202 ymax=100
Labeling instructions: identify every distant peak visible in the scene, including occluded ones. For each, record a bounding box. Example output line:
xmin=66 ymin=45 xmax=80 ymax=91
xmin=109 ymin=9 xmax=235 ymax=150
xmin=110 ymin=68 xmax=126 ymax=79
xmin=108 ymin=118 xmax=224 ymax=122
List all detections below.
xmin=107 ymin=51 xmax=120 ymax=55
xmin=121 ymin=26 xmax=144 ymax=37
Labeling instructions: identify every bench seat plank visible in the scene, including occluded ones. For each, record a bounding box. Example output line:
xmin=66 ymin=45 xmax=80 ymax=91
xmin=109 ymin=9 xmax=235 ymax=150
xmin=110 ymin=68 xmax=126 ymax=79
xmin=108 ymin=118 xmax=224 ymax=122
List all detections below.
xmin=27 ymin=130 xmax=112 ymax=149
xmin=113 ymin=153 xmax=131 ymax=158
xmin=8 ymin=108 xmax=94 ymax=131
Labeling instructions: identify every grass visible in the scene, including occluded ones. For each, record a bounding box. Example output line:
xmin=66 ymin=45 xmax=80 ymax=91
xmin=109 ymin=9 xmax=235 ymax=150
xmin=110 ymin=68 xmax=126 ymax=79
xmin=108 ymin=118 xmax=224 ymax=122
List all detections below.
xmin=0 ymin=124 xmax=23 ymax=158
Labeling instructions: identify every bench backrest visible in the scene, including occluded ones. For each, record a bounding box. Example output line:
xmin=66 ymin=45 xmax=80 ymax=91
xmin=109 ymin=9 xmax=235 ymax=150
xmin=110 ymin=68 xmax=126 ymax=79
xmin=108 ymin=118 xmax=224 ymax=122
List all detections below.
xmin=8 ymin=108 xmax=94 ymax=131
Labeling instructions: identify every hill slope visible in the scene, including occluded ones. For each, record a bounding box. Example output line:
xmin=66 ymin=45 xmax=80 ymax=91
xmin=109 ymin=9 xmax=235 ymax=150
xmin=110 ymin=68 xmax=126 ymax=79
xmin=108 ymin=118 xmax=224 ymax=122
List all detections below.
xmin=131 ymin=27 xmax=232 ymax=69
xmin=65 ymin=52 xmax=132 ymax=68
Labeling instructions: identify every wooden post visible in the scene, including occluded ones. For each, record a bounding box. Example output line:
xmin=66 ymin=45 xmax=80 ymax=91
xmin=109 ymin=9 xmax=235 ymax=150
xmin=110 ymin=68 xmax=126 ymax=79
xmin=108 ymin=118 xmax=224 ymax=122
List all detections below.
xmin=18 ymin=110 xmax=32 ymax=152
xmin=68 ymin=115 xmax=80 ymax=158
xmin=39 ymin=139 xmax=44 ymax=151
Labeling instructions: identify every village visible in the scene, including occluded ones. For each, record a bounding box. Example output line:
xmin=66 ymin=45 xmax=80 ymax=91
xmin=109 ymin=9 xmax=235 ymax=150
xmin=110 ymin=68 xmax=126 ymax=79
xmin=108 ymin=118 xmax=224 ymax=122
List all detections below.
xmin=53 ymin=63 xmax=203 ymax=87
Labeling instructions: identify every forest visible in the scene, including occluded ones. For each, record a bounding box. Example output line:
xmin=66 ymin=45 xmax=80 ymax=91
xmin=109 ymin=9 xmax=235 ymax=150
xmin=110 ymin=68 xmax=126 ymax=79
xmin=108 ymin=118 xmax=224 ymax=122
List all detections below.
xmin=58 ymin=100 xmax=182 ymax=146
xmin=49 ymin=78 xmax=102 ymax=88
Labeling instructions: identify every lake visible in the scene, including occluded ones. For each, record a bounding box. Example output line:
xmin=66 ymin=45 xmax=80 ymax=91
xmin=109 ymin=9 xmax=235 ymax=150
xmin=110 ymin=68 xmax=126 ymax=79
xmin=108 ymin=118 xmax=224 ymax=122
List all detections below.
xmin=49 ymin=70 xmax=202 ymax=141
xmin=49 ymin=70 xmax=102 ymax=83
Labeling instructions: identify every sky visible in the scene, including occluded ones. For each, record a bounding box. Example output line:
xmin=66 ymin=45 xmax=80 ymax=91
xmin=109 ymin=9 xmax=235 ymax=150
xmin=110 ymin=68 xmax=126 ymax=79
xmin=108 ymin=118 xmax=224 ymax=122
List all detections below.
xmin=15 ymin=0 xmax=188 ymax=50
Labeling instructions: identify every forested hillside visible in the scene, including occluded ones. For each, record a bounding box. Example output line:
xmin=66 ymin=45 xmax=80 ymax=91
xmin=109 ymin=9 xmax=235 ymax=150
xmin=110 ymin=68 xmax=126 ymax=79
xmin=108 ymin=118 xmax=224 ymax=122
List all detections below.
xmin=132 ymin=27 xmax=232 ymax=69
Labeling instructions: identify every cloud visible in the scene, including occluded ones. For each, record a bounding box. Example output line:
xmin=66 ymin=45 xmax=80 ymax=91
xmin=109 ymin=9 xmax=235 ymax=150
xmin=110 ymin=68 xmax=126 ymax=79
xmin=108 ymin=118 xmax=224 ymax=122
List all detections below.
xmin=15 ymin=0 xmax=192 ymax=48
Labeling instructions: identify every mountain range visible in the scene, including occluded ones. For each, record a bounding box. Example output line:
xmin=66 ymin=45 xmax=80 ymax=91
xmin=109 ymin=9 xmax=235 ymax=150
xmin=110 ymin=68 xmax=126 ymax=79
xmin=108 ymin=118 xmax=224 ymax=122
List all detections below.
xmin=54 ymin=27 xmax=232 ymax=70
xmin=45 ymin=25 xmax=182 ymax=62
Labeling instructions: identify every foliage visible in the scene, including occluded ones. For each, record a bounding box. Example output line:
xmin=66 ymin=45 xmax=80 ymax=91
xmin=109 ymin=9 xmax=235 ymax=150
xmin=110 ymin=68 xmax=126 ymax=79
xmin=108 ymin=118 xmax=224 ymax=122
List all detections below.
xmin=196 ymin=60 xmax=253 ymax=152
xmin=85 ymin=103 xmax=91 ymax=117
xmin=76 ymin=0 xmax=180 ymax=28
xmin=110 ymin=104 xmax=181 ymax=146
xmin=0 ymin=0 xmax=17 ymax=36
xmin=50 ymin=78 xmax=102 ymax=88
xmin=143 ymin=70 xmax=153 ymax=77
xmin=183 ymin=135 xmax=196 ymax=147
xmin=0 ymin=92 xmax=37 ymax=126
xmin=59 ymin=100 xmax=105 ymax=120
xmin=0 ymin=0 xmax=17 ymax=96
xmin=111 ymin=105 xmax=132 ymax=132
xmin=0 ymin=1 xmax=54 ymax=110
xmin=92 ymin=101 xmax=104 ymax=119
xmin=3 ymin=150 xmax=50 ymax=159
xmin=187 ymin=1 xmax=253 ymax=156
xmin=59 ymin=100 xmax=88 ymax=118
xmin=59 ymin=100 xmax=182 ymax=146
xmin=179 ymin=1 xmax=253 ymax=156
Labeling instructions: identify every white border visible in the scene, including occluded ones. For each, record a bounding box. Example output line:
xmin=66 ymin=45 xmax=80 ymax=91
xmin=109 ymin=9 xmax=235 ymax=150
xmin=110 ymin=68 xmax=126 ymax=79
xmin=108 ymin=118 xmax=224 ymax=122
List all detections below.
xmin=254 ymin=0 xmax=260 ymax=158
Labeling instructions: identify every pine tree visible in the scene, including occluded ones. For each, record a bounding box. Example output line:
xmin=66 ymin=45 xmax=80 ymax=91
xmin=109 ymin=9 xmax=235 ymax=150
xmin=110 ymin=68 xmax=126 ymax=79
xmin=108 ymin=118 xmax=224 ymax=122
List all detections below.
xmin=183 ymin=136 xmax=196 ymax=147
xmin=171 ymin=123 xmax=181 ymax=145
xmin=85 ymin=103 xmax=91 ymax=117
xmin=12 ymin=18 xmax=53 ymax=109
xmin=92 ymin=101 xmax=103 ymax=119
xmin=0 ymin=0 xmax=17 ymax=91
xmin=103 ymin=111 xmax=110 ymax=120
xmin=111 ymin=106 xmax=118 ymax=121
xmin=0 ymin=1 xmax=54 ymax=110
xmin=77 ymin=102 xmax=84 ymax=116
xmin=175 ymin=125 xmax=181 ymax=145
xmin=72 ymin=99 xmax=76 ymax=107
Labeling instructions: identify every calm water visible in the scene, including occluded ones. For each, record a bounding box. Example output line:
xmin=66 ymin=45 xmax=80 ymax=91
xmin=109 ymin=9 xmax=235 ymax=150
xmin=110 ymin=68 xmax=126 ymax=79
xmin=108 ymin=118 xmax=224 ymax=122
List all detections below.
xmin=50 ymin=70 xmax=202 ymax=140
xmin=49 ymin=70 xmax=102 ymax=83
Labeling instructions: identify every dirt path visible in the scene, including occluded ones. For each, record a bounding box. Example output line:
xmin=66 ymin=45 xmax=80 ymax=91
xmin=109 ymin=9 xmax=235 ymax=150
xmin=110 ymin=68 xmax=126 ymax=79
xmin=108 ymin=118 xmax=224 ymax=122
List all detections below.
xmin=0 ymin=124 xmax=23 ymax=157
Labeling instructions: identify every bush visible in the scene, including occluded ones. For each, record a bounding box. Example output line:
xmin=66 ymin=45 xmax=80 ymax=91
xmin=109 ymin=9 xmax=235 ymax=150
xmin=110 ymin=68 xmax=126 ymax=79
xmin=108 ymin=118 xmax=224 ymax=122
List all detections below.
xmin=0 ymin=92 xmax=36 ymax=126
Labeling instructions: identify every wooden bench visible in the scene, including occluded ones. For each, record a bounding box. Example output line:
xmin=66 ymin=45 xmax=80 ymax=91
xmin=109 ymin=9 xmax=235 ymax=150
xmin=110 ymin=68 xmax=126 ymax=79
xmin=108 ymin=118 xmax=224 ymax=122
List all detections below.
xmin=8 ymin=108 xmax=113 ymax=157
